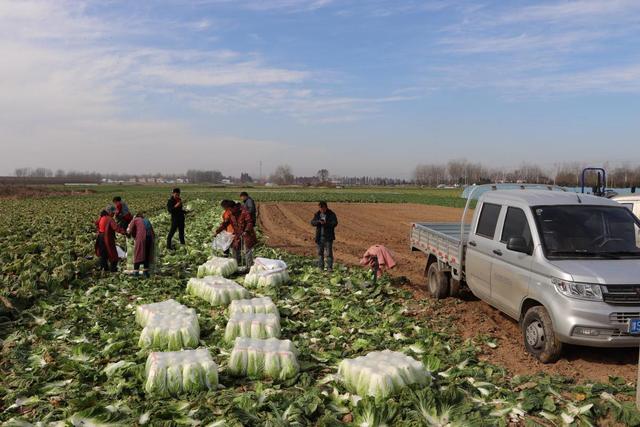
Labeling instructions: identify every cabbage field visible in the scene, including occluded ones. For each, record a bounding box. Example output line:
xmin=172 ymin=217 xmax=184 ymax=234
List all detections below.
xmin=1 ymin=187 xmax=640 ymax=426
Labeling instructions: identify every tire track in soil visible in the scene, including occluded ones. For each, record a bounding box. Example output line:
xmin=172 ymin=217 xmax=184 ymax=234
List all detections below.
xmin=259 ymin=202 xmax=638 ymax=383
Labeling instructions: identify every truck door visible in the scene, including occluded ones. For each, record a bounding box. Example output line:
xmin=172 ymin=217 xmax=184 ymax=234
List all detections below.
xmin=491 ymin=206 xmax=533 ymax=319
xmin=466 ymin=202 xmax=501 ymax=301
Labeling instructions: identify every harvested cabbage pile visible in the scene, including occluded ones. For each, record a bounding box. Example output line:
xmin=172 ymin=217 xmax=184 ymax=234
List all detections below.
xmin=338 ymin=350 xmax=429 ymax=399
xmin=145 ymin=349 xmax=218 ymax=396
xmin=244 ymin=257 xmax=289 ymax=287
xmin=224 ymin=313 xmax=281 ymax=342
xmin=229 ymin=297 xmax=279 ymax=317
xmin=228 ymin=337 xmax=299 ymax=380
xmin=197 ymin=256 xmax=238 ymax=278
xmin=186 ymin=276 xmax=250 ymax=306
xmin=136 ymin=300 xmax=200 ymax=350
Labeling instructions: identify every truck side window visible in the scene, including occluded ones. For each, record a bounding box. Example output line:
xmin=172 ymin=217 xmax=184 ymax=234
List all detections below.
xmin=501 ymin=207 xmax=533 ymax=250
xmin=476 ymin=203 xmax=501 ymax=239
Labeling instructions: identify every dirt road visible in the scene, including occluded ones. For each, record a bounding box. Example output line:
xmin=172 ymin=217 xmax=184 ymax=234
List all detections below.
xmin=259 ymin=202 xmax=638 ymax=383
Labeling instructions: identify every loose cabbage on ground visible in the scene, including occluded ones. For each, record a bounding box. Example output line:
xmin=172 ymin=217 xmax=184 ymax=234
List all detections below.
xmin=144 ymin=349 xmax=218 ymax=396
xmin=338 ymin=350 xmax=430 ymax=399
xmin=197 ymin=256 xmax=238 ymax=278
xmin=136 ymin=300 xmax=200 ymax=350
xmin=228 ymin=337 xmax=299 ymax=380
xmin=228 ymin=297 xmax=279 ymax=317
xmin=186 ymin=276 xmax=250 ymax=306
xmin=224 ymin=313 xmax=281 ymax=342
xmin=244 ymin=257 xmax=289 ymax=287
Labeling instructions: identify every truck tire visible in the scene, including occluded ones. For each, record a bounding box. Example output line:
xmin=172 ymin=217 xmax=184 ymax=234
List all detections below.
xmin=521 ymin=306 xmax=563 ymax=363
xmin=427 ymin=263 xmax=449 ymax=299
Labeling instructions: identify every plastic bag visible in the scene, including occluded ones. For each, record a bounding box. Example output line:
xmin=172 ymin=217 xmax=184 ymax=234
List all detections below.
xmin=254 ymin=257 xmax=287 ymax=271
xmin=116 ymin=245 xmax=126 ymax=259
xmin=212 ymin=231 xmax=234 ymax=251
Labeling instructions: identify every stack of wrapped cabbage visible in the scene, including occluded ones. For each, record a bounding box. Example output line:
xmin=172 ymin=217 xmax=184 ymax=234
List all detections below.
xmin=338 ymin=350 xmax=429 ymax=399
xmin=229 ymin=297 xmax=279 ymax=317
xmin=228 ymin=337 xmax=299 ymax=380
xmin=224 ymin=313 xmax=281 ymax=342
xmin=244 ymin=257 xmax=289 ymax=287
xmin=144 ymin=349 xmax=218 ymax=396
xmin=136 ymin=300 xmax=200 ymax=350
xmin=186 ymin=276 xmax=250 ymax=306
xmin=197 ymin=256 xmax=238 ymax=278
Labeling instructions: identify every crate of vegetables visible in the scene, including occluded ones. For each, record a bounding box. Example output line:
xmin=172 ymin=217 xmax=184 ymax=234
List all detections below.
xmin=186 ymin=276 xmax=250 ymax=306
xmin=228 ymin=337 xmax=299 ymax=380
xmin=244 ymin=257 xmax=289 ymax=287
xmin=144 ymin=349 xmax=218 ymax=396
xmin=338 ymin=350 xmax=429 ymax=399
xmin=136 ymin=300 xmax=200 ymax=350
xmin=228 ymin=297 xmax=279 ymax=317
xmin=197 ymin=256 xmax=238 ymax=278
xmin=224 ymin=312 xmax=281 ymax=342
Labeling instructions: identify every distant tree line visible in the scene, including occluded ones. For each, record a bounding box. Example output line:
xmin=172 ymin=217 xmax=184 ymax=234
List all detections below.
xmin=414 ymin=160 xmax=640 ymax=188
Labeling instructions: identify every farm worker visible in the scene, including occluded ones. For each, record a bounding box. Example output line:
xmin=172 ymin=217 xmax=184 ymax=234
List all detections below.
xmin=127 ymin=213 xmax=155 ymax=278
xmin=166 ymin=188 xmax=186 ymax=250
xmin=95 ymin=207 xmax=125 ymax=272
xmin=310 ymin=201 xmax=338 ymax=272
xmin=240 ymin=191 xmax=257 ymax=224
xmin=360 ymin=245 xmax=397 ymax=282
xmin=216 ymin=199 xmax=237 ymax=256
xmin=112 ymin=196 xmax=133 ymax=228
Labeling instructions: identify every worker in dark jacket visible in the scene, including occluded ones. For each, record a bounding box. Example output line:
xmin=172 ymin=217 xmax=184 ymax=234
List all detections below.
xmin=240 ymin=191 xmax=256 ymax=224
xmin=310 ymin=201 xmax=338 ymax=272
xmin=166 ymin=188 xmax=186 ymax=250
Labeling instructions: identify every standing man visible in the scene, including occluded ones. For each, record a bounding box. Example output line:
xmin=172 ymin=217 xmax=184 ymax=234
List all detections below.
xmin=310 ymin=201 xmax=338 ymax=272
xmin=167 ymin=188 xmax=186 ymax=250
xmin=239 ymin=191 xmax=256 ymax=225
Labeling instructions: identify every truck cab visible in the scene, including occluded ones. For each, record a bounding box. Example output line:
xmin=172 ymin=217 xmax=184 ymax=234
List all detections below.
xmin=411 ymin=187 xmax=640 ymax=362
xmin=613 ymin=194 xmax=640 ymax=218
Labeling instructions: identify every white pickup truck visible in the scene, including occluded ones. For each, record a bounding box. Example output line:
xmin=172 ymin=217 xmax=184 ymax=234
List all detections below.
xmin=410 ymin=185 xmax=640 ymax=362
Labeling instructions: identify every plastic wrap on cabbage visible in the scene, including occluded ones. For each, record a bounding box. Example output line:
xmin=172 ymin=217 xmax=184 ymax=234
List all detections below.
xmin=338 ymin=350 xmax=429 ymax=399
xmin=144 ymin=349 xmax=218 ymax=396
xmin=196 ymin=256 xmax=238 ymax=278
xmin=228 ymin=337 xmax=299 ymax=380
xmin=224 ymin=313 xmax=281 ymax=342
xmin=243 ymin=257 xmax=289 ymax=287
xmin=228 ymin=297 xmax=279 ymax=317
xmin=136 ymin=300 xmax=200 ymax=350
xmin=186 ymin=276 xmax=250 ymax=306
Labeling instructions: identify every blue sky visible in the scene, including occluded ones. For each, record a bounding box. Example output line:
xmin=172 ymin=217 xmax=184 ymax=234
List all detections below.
xmin=1 ymin=0 xmax=640 ymax=178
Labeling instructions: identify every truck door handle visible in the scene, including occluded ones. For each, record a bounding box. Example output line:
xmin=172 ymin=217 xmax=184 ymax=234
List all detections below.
xmin=493 ymin=249 xmax=503 ymax=256
xmin=468 ymin=241 xmax=477 ymax=247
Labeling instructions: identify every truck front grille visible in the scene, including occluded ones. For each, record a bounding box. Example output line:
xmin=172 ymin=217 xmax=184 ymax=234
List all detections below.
xmin=609 ymin=312 xmax=640 ymax=323
xmin=602 ymin=285 xmax=640 ymax=305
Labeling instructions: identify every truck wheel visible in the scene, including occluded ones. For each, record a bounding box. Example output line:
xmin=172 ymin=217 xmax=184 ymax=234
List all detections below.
xmin=522 ymin=306 xmax=563 ymax=363
xmin=427 ymin=263 xmax=449 ymax=299
xmin=449 ymin=277 xmax=461 ymax=297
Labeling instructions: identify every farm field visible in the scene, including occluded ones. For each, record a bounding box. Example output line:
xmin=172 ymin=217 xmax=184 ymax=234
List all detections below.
xmin=1 ymin=186 xmax=640 ymax=425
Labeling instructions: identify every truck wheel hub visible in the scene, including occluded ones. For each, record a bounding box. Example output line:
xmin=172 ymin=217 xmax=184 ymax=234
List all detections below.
xmin=526 ymin=321 xmax=545 ymax=349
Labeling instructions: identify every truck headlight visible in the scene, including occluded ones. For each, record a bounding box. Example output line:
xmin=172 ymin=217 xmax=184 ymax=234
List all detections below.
xmin=552 ymin=278 xmax=603 ymax=301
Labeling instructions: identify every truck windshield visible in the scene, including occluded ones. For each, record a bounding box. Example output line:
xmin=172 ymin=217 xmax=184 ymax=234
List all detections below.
xmin=532 ymin=205 xmax=640 ymax=259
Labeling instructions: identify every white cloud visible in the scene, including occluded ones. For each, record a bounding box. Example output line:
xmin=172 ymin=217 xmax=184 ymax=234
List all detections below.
xmin=501 ymin=0 xmax=640 ymax=23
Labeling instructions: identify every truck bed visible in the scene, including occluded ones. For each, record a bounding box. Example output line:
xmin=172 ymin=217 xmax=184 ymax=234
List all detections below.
xmin=410 ymin=222 xmax=471 ymax=272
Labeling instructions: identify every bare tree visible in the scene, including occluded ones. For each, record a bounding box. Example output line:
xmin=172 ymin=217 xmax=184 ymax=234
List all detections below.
xmin=317 ymin=169 xmax=330 ymax=183
xmin=270 ymin=165 xmax=294 ymax=185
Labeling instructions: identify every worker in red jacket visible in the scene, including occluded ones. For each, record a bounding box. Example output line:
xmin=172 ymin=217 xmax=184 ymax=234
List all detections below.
xmin=95 ymin=207 xmax=126 ymax=272
xmin=112 ymin=196 xmax=133 ymax=228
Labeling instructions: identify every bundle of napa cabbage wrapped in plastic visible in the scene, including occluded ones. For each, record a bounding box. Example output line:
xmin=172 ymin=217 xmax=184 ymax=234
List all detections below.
xmin=244 ymin=257 xmax=289 ymax=287
xmin=338 ymin=350 xmax=429 ymax=399
xmin=197 ymin=256 xmax=238 ymax=278
xmin=224 ymin=312 xmax=281 ymax=342
xmin=228 ymin=337 xmax=299 ymax=380
xmin=186 ymin=276 xmax=250 ymax=306
xmin=136 ymin=300 xmax=200 ymax=350
xmin=144 ymin=349 xmax=218 ymax=396
xmin=228 ymin=297 xmax=279 ymax=317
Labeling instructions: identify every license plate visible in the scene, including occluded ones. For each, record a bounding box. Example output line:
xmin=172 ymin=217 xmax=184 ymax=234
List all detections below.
xmin=629 ymin=319 xmax=640 ymax=335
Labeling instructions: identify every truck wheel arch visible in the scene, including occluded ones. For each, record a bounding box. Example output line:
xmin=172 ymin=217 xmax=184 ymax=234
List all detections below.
xmin=519 ymin=298 xmax=543 ymax=322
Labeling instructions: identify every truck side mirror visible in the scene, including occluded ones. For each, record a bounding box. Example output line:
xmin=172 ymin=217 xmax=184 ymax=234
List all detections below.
xmin=507 ymin=237 xmax=531 ymax=255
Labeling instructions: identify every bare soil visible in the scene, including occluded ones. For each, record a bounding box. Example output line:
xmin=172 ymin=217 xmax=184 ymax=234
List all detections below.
xmin=0 ymin=185 xmax=95 ymax=199
xmin=259 ymin=202 xmax=638 ymax=383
